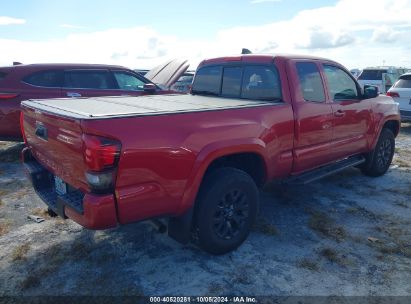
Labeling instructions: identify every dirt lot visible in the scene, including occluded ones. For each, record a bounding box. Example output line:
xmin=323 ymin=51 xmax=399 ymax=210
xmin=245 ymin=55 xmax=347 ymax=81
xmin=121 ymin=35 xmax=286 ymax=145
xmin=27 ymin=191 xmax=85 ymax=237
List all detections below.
xmin=0 ymin=124 xmax=410 ymax=297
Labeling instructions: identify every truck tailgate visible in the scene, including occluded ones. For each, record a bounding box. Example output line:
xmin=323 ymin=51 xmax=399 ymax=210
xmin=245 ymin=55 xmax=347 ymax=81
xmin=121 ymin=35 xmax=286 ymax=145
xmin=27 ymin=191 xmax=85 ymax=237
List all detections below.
xmin=22 ymin=105 xmax=89 ymax=192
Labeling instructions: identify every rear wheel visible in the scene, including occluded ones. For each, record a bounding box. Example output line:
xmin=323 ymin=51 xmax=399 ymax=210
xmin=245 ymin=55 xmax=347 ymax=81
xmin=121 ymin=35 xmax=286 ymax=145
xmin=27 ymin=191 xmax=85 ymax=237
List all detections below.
xmin=195 ymin=168 xmax=259 ymax=255
xmin=360 ymin=128 xmax=395 ymax=177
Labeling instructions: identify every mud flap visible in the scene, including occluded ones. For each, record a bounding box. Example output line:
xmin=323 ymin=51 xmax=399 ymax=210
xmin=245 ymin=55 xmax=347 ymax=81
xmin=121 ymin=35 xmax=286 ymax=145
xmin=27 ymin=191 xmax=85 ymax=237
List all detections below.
xmin=168 ymin=207 xmax=193 ymax=244
xmin=55 ymin=197 xmax=68 ymax=219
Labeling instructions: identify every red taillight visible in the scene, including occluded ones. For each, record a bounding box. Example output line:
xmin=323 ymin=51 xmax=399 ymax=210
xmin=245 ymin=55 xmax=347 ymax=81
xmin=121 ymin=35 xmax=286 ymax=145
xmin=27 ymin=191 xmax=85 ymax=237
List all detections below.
xmin=20 ymin=111 xmax=27 ymax=144
xmin=386 ymin=91 xmax=400 ymax=98
xmin=82 ymin=134 xmax=121 ymax=172
xmin=0 ymin=93 xmax=19 ymax=100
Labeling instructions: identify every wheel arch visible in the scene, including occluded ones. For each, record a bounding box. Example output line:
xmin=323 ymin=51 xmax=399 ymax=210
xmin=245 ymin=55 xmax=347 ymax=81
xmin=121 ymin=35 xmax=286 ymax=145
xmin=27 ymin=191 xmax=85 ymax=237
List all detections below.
xmin=177 ymin=139 xmax=268 ymax=215
xmin=370 ymin=117 xmax=400 ymax=150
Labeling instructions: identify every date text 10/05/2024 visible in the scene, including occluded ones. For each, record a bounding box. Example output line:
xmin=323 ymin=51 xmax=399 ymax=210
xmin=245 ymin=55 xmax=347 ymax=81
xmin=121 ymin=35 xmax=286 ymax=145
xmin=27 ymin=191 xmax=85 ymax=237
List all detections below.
xmin=149 ymin=296 xmax=257 ymax=303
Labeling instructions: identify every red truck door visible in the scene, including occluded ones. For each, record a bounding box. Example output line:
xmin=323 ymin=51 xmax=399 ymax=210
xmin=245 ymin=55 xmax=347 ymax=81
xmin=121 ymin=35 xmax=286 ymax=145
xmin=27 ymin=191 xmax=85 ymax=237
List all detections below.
xmin=321 ymin=64 xmax=370 ymax=160
xmin=289 ymin=60 xmax=334 ymax=173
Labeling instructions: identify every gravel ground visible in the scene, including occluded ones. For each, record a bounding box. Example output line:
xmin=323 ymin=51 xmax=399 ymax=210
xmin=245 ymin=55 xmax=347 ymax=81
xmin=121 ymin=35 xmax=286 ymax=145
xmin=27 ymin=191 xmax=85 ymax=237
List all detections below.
xmin=0 ymin=124 xmax=410 ymax=298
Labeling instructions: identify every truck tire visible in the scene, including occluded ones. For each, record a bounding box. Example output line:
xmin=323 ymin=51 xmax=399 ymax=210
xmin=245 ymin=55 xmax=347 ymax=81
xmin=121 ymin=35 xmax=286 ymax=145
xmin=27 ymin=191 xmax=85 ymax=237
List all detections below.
xmin=360 ymin=128 xmax=395 ymax=177
xmin=195 ymin=167 xmax=259 ymax=255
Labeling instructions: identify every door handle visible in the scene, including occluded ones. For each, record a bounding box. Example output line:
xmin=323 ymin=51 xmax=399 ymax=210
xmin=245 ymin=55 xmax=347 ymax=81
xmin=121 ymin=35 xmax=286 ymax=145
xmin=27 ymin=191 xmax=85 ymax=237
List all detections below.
xmin=334 ymin=110 xmax=345 ymax=117
xmin=66 ymin=92 xmax=82 ymax=97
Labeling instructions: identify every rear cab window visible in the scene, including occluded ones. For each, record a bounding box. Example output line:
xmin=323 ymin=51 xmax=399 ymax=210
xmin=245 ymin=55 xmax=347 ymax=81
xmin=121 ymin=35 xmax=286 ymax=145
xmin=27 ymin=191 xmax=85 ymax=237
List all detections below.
xmin=64 ymin=70 xmax=115 ymax=89
xmin=192 ymin=66 xmax=222 ymax=96
xmin=23 ymin=70 xmax=62 ymax=87
xmin=192 ymin=64 xmax=282 ymax=101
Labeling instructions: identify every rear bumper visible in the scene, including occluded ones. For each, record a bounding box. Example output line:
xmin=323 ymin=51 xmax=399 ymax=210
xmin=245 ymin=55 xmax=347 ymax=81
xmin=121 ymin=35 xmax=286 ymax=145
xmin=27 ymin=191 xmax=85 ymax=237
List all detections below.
xmin=22 ymin=147 xmax=118 ymax=229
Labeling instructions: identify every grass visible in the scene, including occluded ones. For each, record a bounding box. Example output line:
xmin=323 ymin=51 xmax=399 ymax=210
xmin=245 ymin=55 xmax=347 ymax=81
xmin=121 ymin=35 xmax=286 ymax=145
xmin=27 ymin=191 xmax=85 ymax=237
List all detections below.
xmin=298 ymin=258 xmax=319 ymax=271
xmin=320 ymin=248 xmax=339 ymax=263
xmin=394 ymin=159 xmax=411 ymax=168
xmin=253 ymin=218 xmax=278 ymax=236
xmin=232 ymin=268 xmax=252 ymax=285
xmin=387 ymin=187 xmax=411 ymax=196
xmin=12 ymin=243 xmax=30 ymax=261
xmin=30 ymin=208 xmax=50 ymax=218
xmin=345 ymin=206 xmax=380 ymax=220
xmin=319 ymin=247 xmax=355 ymax=267
xmin=69 ymin=239 xmax=94 ymax=260
xmin=207 ymin=283 xmax=226 ymax=295
xmin=308 ymin=211 xmax=346 ymax=242
xmin=0 ymin=220 xmax=11 ymax=236
xmin=395 ymin=200 xmax=409 ymax=208
xmin=372 ymin=225 xmax=411 ymax=258
xmin=20 ymin=275 xmax=41 ymax=290
xmin=20 ymin=244 xmax=65 ymax=290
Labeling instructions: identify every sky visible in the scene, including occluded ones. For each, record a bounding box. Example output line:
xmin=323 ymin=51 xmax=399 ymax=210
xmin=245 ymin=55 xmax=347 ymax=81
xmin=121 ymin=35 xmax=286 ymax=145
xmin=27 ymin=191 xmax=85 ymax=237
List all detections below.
xmin=1 ymin=0 xmax=411 ymax=70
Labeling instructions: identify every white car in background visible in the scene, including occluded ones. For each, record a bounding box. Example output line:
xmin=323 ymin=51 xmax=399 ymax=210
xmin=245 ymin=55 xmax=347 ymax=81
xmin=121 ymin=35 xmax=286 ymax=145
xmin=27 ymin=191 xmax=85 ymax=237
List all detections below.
xmin=357 ymin=66 xmax=408 ymax=94
xmin=387 ymin=73 xmax=411 ymax=122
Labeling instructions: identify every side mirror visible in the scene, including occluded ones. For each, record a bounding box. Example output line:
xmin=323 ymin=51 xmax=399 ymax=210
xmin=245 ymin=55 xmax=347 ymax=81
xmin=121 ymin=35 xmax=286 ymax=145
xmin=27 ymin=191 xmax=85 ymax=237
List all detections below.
xmin=364 ymin=85 xmax=379 ymax=99
xmin=143 ymin=83 xmax=157 ymax=93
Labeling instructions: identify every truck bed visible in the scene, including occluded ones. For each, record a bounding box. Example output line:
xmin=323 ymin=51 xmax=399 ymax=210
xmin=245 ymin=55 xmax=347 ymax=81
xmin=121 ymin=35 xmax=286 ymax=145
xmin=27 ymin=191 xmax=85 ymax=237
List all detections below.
xmin=21 ymin=94 xmax=275 ymax=119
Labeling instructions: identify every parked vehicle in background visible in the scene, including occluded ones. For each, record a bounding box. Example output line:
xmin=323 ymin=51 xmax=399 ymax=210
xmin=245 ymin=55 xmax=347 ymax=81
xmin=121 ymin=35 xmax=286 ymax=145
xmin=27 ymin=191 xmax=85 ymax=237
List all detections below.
xmin=21 ymin=54 xmax=400 ymax=255
xmin=387 ymin=72 xmax=411 ymax=121
xmin=357 ymin=66 xmax=408 ymax=93
xmin=170 ymin=71 xmax=195 ymax=93
xmin=144 ymin=58 xmax=190 ymax=91
xmin=350 ymin=68 xmax=361 ymax=79
xmin=0 ymin=63 xmax=185 ymax=141
xmin=134 ymin=69 xmax=149 ymax=76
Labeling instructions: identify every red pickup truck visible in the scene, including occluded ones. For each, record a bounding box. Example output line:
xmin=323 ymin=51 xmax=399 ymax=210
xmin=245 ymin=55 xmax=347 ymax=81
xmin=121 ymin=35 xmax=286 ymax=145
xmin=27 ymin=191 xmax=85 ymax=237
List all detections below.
xmin=21 ymin=54 xmax=400 ymax=254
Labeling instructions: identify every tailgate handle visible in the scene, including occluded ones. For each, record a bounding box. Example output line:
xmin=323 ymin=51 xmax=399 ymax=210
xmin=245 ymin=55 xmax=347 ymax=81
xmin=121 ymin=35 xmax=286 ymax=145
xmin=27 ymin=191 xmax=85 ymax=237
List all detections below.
xmin=35 ymin=123 xmax=48 ymax=140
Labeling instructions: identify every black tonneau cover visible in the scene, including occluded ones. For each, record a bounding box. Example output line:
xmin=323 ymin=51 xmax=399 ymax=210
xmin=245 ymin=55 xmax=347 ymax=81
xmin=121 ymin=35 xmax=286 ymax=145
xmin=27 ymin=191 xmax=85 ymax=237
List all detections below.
xmin=21 ymin=94 xmax=275 ymax=119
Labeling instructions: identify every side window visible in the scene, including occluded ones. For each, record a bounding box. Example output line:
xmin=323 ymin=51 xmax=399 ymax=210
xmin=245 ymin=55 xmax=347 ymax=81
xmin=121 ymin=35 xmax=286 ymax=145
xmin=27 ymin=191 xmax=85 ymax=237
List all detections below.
xmin=296 ymin=62 xmax=325 ymax=102
xmin=241 ymin=66 xmax=281 ymax=100
xmin=113 ymin=71 xmax=146 ymax=91
xmin=23 ymin=70 xmax=62 ymax=87
xmin=394 ymin=75 xmax=411 ymax=88
xmin=323 ymin=65 xmax=359 ymax=100
xmin=191 ymin=66 xmax=222 ymax=95
xmin=64 ymin=70 xmax=114 ymax=89
xmin=0 ymin=72 xmax=7 ymax=82
xmin=222 ymin=67 xmax=242 ymax=97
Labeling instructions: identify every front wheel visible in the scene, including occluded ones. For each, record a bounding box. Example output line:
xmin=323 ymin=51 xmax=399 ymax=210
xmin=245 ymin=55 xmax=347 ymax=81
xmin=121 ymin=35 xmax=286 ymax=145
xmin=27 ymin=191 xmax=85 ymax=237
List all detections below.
xmin=360 ymin=128 xmax=395 ymax=177
xmin=195 ymin=168 xmax=259 ymax=255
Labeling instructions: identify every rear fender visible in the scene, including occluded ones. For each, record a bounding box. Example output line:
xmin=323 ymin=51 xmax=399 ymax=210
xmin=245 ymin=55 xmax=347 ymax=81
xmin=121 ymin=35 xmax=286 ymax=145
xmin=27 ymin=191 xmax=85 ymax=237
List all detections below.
xmin=176 ymin=138 xmax=268 ymax=215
